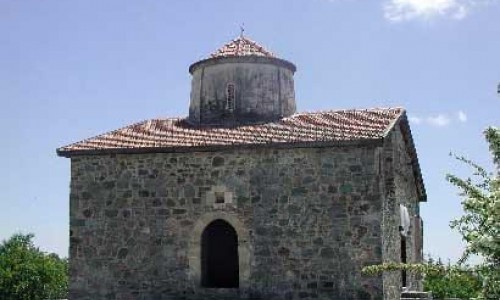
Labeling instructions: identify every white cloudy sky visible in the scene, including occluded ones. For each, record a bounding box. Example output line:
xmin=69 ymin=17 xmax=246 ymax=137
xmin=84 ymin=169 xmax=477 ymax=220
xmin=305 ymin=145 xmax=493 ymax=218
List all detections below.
xmin=409 ymin=110 xmax=468 ymax=126
xmin=330 ymin=0 xmax=497 ymax=22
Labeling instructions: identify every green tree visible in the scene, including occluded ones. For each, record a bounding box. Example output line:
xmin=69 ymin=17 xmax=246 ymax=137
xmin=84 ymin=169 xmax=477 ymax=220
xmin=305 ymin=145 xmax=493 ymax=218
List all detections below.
xmin=0 ymin=233 xmax=68 ymax=300
xmin=423 ymin=257 xmax=481 ymax=299
xmin=446 ymin=127 xmax=500 ymax=299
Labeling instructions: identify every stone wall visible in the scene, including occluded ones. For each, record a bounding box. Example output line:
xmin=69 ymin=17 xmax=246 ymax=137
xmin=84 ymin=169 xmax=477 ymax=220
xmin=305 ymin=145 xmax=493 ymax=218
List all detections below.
xmin=189 ymin=59 xmax=296 ymax=125
xmin=392 ymin=125 xmax=423 ymax=291
xmin=381 ymin=125 xmax=424 ymax=300
xmin=68 ymin=144 xmax=393 ymax=300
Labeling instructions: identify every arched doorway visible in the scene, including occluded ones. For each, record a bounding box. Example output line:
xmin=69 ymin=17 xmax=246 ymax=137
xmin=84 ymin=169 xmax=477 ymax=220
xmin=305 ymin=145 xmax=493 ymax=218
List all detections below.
xmin=201 ymin=219 xmax=239 ymax=288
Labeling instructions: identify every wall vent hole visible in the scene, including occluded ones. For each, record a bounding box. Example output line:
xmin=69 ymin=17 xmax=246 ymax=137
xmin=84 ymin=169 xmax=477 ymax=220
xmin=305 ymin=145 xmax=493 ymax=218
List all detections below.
xmin=215 ymin=192 xmax=225 ymax=204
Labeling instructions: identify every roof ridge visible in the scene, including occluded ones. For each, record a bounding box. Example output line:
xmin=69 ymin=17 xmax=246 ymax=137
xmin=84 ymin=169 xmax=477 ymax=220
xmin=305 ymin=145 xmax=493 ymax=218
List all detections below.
xmin=288 ymin=107 xmax=404 ymax=117
xmin=209 ymin=35 xmax=275 ymax=58
xmin=382 ymin=108 xmax=406 ymax=138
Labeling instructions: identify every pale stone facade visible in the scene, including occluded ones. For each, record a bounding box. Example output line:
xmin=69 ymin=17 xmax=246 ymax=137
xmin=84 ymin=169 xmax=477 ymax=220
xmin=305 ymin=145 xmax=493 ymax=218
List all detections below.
xmin=189 ymin=57 xmax=296 ymax=125
xmin=59 ymin=36 xmax=426 ymax=300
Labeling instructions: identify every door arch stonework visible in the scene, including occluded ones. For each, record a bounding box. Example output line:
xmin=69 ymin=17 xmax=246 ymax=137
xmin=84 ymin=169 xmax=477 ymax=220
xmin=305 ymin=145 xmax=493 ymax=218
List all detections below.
xmin=188 ymin=212 xmax=250 ymax=289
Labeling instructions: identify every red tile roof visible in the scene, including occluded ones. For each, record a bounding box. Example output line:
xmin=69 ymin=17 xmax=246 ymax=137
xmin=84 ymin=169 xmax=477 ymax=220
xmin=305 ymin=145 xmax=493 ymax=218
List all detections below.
xmin=210 ymin=36 xmax=275 ymax=58
xmin=57 ymin=108 xmax=405 ymax=155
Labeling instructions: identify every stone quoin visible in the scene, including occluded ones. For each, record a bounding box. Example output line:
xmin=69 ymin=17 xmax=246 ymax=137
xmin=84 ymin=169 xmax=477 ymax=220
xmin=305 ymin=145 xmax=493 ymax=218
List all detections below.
xmin=58 ymin=35 xmax=426 ymax=300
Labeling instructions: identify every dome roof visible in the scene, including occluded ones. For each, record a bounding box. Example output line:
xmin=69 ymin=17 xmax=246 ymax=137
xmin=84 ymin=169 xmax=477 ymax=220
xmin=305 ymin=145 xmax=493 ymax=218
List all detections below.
xmin=209 ymin=36 xmax=275 ymax=58
xmin=189 ymin=35 xmax=295 ymax=74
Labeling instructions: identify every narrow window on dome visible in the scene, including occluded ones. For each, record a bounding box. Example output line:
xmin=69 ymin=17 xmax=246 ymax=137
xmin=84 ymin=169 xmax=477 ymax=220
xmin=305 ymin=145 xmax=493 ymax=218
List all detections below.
xmin=226 ymin=83 xmax=235 ymax=111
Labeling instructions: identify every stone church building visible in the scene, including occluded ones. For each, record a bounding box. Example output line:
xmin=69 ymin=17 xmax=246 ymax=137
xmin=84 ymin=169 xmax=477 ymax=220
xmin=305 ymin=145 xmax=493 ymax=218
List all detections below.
xmin=58 ymin=36 xmax=426 ymax=300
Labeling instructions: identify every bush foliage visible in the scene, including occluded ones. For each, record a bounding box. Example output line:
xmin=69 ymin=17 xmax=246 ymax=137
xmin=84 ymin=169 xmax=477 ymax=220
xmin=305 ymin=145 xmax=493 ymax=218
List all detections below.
xmin=362 ymin=259 xmax=481 ymax=299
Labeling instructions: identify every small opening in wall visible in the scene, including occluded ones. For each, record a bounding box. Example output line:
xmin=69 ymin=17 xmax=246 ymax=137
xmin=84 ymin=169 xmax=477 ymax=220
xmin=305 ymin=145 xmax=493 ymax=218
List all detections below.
xmin=215 ymin=192 xmax=225 ymax=204
xmin=401 ymin=236 xmax=407 ymax=287
xmin=226 ymin=83 xmax=235 ymax=111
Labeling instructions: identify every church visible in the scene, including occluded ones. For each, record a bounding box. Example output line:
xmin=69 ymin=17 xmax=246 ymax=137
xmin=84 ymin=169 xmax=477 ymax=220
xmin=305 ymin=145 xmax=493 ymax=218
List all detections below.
xmin=58 ymin=35 xmax=426 ymax=300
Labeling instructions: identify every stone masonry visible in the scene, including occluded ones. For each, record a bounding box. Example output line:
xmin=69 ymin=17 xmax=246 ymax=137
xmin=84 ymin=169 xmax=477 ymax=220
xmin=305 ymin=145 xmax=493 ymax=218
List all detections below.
xmin=68 ymin=132 xmax=421 ymax=299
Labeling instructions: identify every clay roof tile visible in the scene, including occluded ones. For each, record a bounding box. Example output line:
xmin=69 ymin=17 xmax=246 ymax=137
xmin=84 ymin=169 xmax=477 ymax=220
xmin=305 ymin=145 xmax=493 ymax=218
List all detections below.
xmin=209 ymin=36 xmax=275 ymax=58
xmin=57 ymin=108 xmax=404 ymax=155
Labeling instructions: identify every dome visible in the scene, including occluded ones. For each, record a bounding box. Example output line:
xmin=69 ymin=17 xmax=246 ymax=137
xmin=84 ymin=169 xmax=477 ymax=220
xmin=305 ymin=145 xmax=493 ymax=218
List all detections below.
xmin=188 ymin=35 xmax=297 ymax=126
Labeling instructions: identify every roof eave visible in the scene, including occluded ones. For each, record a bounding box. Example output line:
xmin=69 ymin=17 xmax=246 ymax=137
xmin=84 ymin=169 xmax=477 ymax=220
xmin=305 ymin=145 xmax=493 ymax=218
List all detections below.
xmin=57 ymin=138 xmax=385 ymax=158
xmin=188 ymin=56 xmax=297 ymax=74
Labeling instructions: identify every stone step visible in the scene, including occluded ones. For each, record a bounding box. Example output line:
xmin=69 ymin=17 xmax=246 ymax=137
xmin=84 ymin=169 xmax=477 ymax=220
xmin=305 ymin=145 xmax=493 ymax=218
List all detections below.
xmin=401 ymin=291 xmax=432 ymax=299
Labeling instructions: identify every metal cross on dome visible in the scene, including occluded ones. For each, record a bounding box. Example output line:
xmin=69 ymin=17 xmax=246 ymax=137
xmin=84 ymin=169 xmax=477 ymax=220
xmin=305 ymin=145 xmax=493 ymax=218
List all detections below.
xmin=240 ymin=23 xmax=245 ymax=38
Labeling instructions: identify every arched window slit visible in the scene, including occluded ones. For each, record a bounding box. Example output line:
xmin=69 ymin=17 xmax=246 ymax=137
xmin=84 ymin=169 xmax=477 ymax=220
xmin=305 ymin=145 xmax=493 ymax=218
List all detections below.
xmin=226 ymin=83 xmax=235 ymax=111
